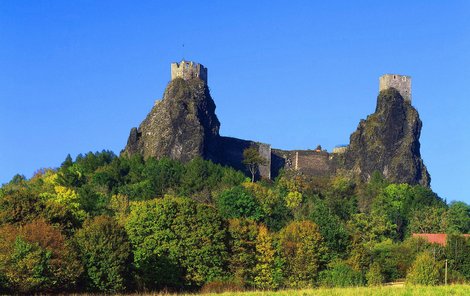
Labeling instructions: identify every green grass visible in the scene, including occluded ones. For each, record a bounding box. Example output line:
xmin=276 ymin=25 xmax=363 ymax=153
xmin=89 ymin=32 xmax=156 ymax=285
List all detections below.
xmin=185 ymin=285 xmax=469 ymax=296
xmin=65 ymin=285 xmax=470 ymax=296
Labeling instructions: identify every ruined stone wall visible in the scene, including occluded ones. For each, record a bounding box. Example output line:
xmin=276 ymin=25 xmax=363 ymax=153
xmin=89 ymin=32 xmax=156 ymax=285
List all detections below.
xmin=332 ymin=146 xmax=348 ymax=154
xmin=272 ymin=149 xmax=333 ymax=177
xmin=379 ymin=74 xmax=411 ymax=102
xmin=171 ymin=60 xmax=208 ymax=83
xmin=217 ymin=137 xmax=271 ymax=180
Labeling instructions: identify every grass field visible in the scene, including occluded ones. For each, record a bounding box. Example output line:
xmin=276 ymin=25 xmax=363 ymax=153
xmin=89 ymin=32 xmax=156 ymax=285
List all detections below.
xmin=64 ymin=285 xmax=470 ymax=296
xmin=115 ymin=285 xmax=470 ymax=296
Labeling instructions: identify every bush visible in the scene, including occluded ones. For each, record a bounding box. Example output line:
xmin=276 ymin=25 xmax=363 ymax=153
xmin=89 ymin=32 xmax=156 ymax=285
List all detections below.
xmin=406 ymin=252 xmax=440 ymax=285
xmin=366 ymin=262 xmax=384 ymax=286
xmin=319 ymin=260 xmax=364 ymax=287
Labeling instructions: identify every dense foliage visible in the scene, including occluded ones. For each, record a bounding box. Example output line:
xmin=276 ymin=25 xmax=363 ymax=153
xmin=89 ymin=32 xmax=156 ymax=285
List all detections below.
xmin=0 ymin=150 xmax=469 ymax=293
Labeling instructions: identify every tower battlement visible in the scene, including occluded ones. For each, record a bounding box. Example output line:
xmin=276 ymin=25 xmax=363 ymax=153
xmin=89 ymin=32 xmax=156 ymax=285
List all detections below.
xmin=171 ymin=60 xmax=207 ymax=83
xmin=379 ymin=74 xmax=411 ymax=102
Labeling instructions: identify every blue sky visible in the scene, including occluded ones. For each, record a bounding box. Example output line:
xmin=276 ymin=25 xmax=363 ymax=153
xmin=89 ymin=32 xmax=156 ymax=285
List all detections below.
xmin=1 ymin=1 xmax=469 ymax=204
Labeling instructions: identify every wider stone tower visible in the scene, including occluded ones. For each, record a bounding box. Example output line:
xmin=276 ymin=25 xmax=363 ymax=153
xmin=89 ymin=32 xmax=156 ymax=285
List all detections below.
xmin=171 ymin=60 xmax=208 ymax=84
xmin=379 ymin=74 xmax=411 ymax=102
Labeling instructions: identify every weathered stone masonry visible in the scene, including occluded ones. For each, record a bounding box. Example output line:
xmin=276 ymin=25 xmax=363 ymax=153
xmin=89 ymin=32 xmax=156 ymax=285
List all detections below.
xmin=379 ymin=74 xmax=411 ymax=102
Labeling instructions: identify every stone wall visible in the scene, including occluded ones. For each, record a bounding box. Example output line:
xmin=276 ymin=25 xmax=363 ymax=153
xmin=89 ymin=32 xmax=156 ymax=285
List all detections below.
xmin=272 ymin=149 xmax=333 ymax=177
xmin=332 ymin=146 xmax=348 ymax=154
xmin=171 ymin=60 xmax=208 ymax=83
xmin=379 ymin=74 xmax=411 ymax=102
xmin=216 ymin=137 xmax=271 ymax=180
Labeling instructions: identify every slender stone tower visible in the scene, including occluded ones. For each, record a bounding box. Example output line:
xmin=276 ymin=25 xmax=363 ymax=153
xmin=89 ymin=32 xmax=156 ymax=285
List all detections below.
xmin=379 ymin=74 xmax=411 ymax=102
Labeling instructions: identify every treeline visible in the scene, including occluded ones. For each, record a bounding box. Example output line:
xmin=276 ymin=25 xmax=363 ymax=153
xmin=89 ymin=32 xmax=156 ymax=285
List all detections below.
xmin=0 ymin=151 xmax=469 ymax=293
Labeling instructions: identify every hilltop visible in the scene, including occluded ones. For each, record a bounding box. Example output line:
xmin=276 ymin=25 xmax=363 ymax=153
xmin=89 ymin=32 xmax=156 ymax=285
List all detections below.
xmin=123 ymin=61 xmax=430 ymax=186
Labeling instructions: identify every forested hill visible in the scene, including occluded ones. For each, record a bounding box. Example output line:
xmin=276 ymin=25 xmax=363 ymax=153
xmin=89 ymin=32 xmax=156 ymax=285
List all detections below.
xmin=0 ymin=151 xmax=469 ymax=293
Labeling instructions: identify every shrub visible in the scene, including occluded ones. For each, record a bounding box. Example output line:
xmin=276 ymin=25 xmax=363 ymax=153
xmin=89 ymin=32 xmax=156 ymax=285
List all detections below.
xmin=406 ymin=252 xmax=440 ymax=285
xmin=319 ymin=260 xmax=364 ymax=287
xmin=366 ymin=262 xmax=384 ymax=286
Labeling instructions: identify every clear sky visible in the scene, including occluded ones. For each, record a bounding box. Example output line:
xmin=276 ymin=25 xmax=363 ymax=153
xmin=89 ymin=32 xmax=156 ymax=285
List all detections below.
xmin=1 ymin=1 xmax=469 ymax=204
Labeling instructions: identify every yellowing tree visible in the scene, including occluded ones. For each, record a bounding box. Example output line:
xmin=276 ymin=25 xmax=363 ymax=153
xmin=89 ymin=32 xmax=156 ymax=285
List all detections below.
xmin=279 ymin=220 xmax=327 ymax=288
xmin=39 ymin=172 xmax=86 ymax=222
xmin=253 ymin=225 xmax=279 ymax=289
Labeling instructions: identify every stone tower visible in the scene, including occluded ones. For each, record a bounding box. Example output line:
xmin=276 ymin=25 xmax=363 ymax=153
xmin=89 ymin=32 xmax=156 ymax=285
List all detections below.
xmin=379 ymin=74 xmax=411 ymax=102
xmin=171 ymin=60 xmax=208 ymax=84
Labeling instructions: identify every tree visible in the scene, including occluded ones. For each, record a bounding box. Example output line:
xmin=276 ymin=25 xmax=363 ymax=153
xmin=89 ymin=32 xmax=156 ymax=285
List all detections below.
xmin=406 ymin=252 xmax=440 ymax=285
xmin=227 ymin=218 xmax=259 ymax=287
xmin=408 ymin=206 xmax=447 ymax=234
xmin=307 ymin=197 xmax=348 ymax=259
xmin=278 ymin=221 xmax=327 ymax=288
xmin=243 ymin=146 xmax=266 ymax=182
xmin=447 ymin=201 xmax=470 ymax=234
xmin=0 ymin=220 xmax=82 ymax=293
xmin=216 ymin=186 xmax=264 ymax=221
xmin=253 ymin=225 xmax=281 ymax=289
xmin=0 ymin=187 xmax=44 ymax=225
xmin=445 ymin=234 xmax=470 ymax=280
xmin=125 ymin=196 xmax=228 ymax=289
xmin=74 ymin=215 xmax=132 ymax=292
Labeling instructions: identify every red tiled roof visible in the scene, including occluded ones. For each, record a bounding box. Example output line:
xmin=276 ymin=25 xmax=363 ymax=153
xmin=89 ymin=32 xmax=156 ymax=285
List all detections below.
xmin=412 ymin=233 xmax=470 ymax=246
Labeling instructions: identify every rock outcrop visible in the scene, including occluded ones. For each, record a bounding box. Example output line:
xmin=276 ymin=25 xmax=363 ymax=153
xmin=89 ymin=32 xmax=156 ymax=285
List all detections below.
xmin=122 ymin=62 xmax=431 ymax=186
xmin=344 ymin=88 xmax=430 ymax=186
xmin=123 ymin=78 xmax=220 ymax=162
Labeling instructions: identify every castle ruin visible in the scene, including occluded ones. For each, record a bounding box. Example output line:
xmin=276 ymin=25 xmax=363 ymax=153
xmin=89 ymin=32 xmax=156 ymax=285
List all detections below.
xmin=171 ymin=60 xmax=208 ymax=83
xmin=130 ymin=62 xmax=423 ymax=183
xmin=379 ymin=74 xmax=411 ymax=102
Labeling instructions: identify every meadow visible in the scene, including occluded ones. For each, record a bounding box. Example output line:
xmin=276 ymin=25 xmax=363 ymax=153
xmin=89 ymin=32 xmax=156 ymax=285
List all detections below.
xmin=112 ymin=285 xmax=469 ymax=296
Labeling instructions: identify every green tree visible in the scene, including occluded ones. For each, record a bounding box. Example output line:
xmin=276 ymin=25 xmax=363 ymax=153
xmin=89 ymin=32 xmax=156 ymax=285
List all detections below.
xmin=408 ymin=206 xmax=447 ymax=234
xmin=447 ymin=201 xmax=470 ymax=234
xmin=74 ymin=215 xmax=132 ymax=292
xmin=324 ymin=176 xmax=357 ymax=221
xmin=125 ymin=196 xmax=228 ymax=289
xmin=278 ymin=221 xmax=327 ymax=288
xmin=347 ymin=213 xmax=395 ymax=272
xmin=143 ymin=157 xmax=184 ymax=197
xmin=217 ymin=186 xmax=264 ymax=221
xmin=243 ymin=146 xmax=267 ymax=182
xmin=445 ymin=234 xmax=470 ymax=280
xmin=307 ymin=197 xmax=348 ymax=259
xmin=406 ymin=251 xmax=440 ymax=285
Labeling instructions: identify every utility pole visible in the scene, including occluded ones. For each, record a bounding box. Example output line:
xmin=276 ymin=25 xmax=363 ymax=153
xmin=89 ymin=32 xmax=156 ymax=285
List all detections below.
xmin=445 ymin=259 xmax=448 ymax=285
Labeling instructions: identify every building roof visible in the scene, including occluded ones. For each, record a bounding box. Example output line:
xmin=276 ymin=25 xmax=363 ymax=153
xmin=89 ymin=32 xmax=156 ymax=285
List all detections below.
xmin=412 ymin=233 xmax=470 ymax=246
